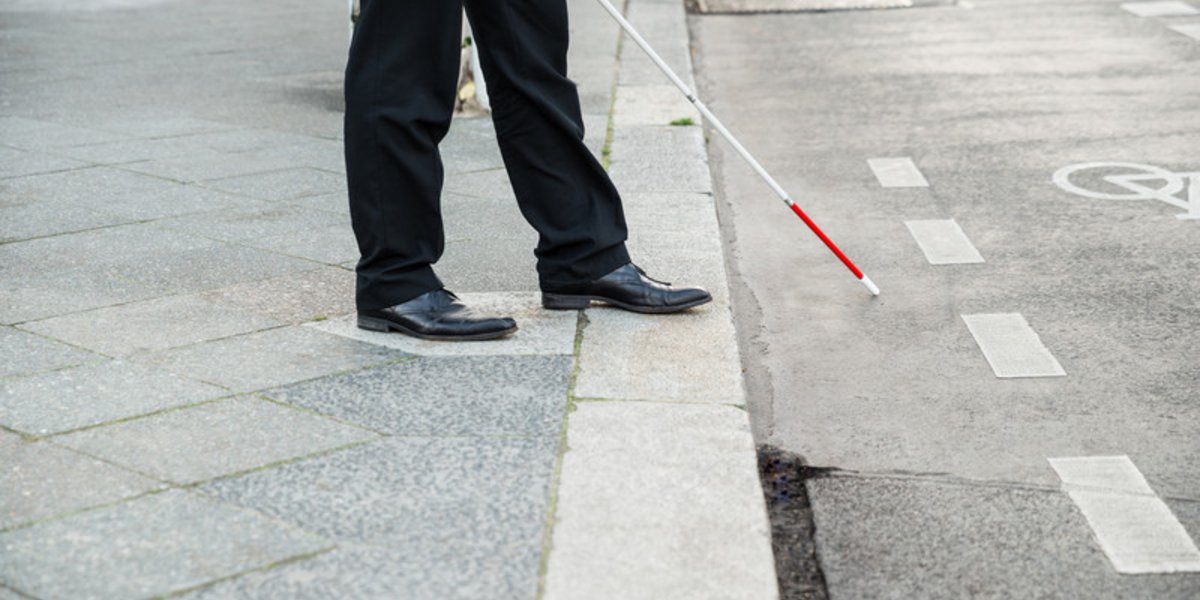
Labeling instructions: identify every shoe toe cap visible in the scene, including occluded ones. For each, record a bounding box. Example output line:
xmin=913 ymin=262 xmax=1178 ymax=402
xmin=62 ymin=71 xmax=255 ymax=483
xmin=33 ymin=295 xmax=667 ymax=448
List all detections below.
xmin=673 ymin=286 xmax=712 ymax=305
xmin=470 ymin=317 xmax=517 ymax=335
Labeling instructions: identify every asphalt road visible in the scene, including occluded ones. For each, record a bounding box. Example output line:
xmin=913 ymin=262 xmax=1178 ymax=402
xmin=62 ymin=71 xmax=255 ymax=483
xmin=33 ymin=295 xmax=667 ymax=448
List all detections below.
xmin=690 ymin=0 xmax=1200 ymax=597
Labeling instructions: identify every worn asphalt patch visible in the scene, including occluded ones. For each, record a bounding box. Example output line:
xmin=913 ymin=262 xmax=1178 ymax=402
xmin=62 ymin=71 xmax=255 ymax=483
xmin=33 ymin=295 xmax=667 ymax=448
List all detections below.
xmin=758 ymin=445 xmax=831 ymax=600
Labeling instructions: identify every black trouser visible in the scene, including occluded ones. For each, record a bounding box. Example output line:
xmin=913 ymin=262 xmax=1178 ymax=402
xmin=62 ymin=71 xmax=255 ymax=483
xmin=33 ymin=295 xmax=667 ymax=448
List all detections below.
xmin=344 ymin=0 xmax=631 ymax=311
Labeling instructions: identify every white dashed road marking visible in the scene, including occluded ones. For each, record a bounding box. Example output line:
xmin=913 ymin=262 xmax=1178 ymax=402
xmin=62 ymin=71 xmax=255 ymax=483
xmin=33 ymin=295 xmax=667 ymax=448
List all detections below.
xmin=962 ymin=313 xmax=1066 ymax=378
xmin=1049 ymin=456 xmax=1200 ymax=574
xmin=904 ymin=219 xmax=985 ymax=265
xmin=868 ymin=157 xmax=929 ymax=188
xmin=1120 ymin=1 xmax=1200 ymax=17
xmin=1170 ymin=23 xmax=1200 ymax=39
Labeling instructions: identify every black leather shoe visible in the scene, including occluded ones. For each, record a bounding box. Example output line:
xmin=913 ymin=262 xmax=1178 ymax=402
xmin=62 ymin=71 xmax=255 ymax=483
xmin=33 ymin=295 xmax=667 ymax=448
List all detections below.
xmin=542 ymin=263 xmax=712 ymax=314
xmin=357 ymin=289 xmax=517 ymax=341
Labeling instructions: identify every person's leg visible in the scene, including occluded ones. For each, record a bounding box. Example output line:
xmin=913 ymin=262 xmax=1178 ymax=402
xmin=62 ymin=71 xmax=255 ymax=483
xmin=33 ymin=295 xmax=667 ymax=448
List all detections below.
xmin=463 ymin=0 xmax=632 ymax=291
xmin=344 ymin=0 xmax=463 ymax=311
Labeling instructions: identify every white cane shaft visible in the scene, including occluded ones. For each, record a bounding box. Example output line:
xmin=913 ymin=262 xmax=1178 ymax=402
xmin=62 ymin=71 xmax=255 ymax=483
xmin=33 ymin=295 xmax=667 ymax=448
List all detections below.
xmin=593 ymin=0 xmax=792 ymax=205
xmin=690 ymin=99 xmax=792 ymax=204
xmin=593 ymin=0 xmax=879 ymax=296
xmin=594 ymin=0 xmax=693 ymax=99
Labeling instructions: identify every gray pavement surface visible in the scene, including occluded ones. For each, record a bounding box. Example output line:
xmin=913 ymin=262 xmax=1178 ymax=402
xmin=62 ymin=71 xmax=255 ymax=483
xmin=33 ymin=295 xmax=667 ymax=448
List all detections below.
xmin=1 ymin=0 xmax=775 ymax=597
xmin=693 ymin=0 xmax=1200 ymax=596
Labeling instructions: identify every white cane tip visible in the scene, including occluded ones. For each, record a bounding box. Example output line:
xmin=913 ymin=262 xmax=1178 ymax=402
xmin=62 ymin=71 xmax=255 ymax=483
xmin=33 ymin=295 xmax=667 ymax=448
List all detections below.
xmin=860 ymin=275 xmax=880 ymax=297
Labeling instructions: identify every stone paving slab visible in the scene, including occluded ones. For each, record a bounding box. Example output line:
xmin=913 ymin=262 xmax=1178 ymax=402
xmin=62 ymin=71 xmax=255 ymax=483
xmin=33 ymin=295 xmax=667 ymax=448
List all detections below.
xmin=264 ymin=354 xmax=572 ymax=437
xmin=117 ymin=149 xmax=303 ymax=183
xmin=154 ymin=202 xmax=345 ymax=244
xmin=200 ymin=435 xmax=557 ymax=549
xmin=198 ymin=266 xmax=355 ymax=324
xmin=0 ymin=266 xmax=164 ymax=325
xmin=442 ymin=194 xmax=533 ymax=241
xmin=55 ymin=396 xmax=377 ymax=485
xmin=620 ymin=43 xmax=695 ymax=89
xmin=155 ymin=204 xmax=358 ymax=265
xmin=0 ymin=145 xmax=89 ymax=179
xmin=442 ymin=168 xmax=516 ymax=200
xmin=0 ymin=194 xmax=132 ymax=243
xmin=250 ymin=226 xmax=361 ymax=265
xmin=621 ymin=242 xmax=732 ymax=305
xmin=618 ymin=0 xmax=696 ymax=88
xmin=622 ymin=192 xmax=732 ymax=301
xmin=0 ymin=116 xmax=128 ymax=150
xmin=199 ymin=167 xmax=344 ymax=203
xmin=48 ymin=135 xmax=218 ymax=166
xmin=286 ymin=190 xmax=350 ymax=214
xmin=440 ymin=119 xmax=508 ymax=175
xmin=612 ymin=85 xmax=701 ymax=129
xmin=574 ymin=306 xmax=744 ymax=403
xmin=0 ymin=326 xmax=102 ymax=379
xmin=0 ymin=360 xmax=228 ymax=436
xmin=0 ymin=489 xmax=331 ymax=600
xmin=168 ymin=128 xmax=323 ymax=155
xmin=0 ymin=166 xmax=258 ymax=221
xmin=0 ymin=430 xmax=163 ymax=531
xmin=105 ymin=241 xmax=320 ymax=294
xmin=18 ymin=294 xmax=283 ymax=357
xmin=438 ymin=194 xmax=539 ymax=292
xmin=308 ymin=292 xmax=576 ymax=357
xmin=545 ymin=401 xmax=777 ymax=600
xmin=180 ymin=542 xmax=542 ymax=600
xmin=0 ymin=221 xmax=216 ymax=278
xmin=436 ymin=237 xmax=542 ymax=292
xmin=608 ymin=126 xmax=713 ymax=194
xmin=85 ymin=115 xmax=237 ymax=139
xmin=138 ymin=326 xmax=407 ymax=392
xmin=256 ymin=140 xmax=348 ymax=175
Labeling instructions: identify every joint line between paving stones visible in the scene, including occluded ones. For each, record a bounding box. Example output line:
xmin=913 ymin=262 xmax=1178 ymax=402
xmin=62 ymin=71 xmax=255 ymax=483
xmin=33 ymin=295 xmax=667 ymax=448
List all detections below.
xmin=0 ymin=583 xmax=36 ymax=600
xmin=32 ymin=394 xmax=237 ymax=440
xmin=0 ymin=487 xmax=170 ymax=535
xmin=154 ymin=349 xmax=416 ymax=399
xmin=0 ymin=161 xmax=99 ymax=183
xmin=599 ymin=0 xmax=629 ymax=171
xmin=0 ymin=352 xmax=108 ymax=384
xmin=535 ymin=4 xmax=627 ymax=583
xmin=572 ymin=395 xmax=747 ymax=409
xmin=158 ymin=546 xmax=338 ymax=599
xmin=8 ymin=285 xmax=279 ymax=331
xmin=537 ymin=4 xmax=627 ymax=588
xmin=178 ymin=437 xmax=382 ymax=491
xmin=250 ymin=390 xmax=402 ymax=437
xmin=0 ymin=215 xmax=164 ymax=247
xmin=140 ymin=225 xmax=349 ymax=271
xmin=2 ymin=437 xmax=383 ymax=533
xmin=448 ymin=164 xmax=507 ymax=176
xmin=536 ymin=309 xmax=589 ymax=599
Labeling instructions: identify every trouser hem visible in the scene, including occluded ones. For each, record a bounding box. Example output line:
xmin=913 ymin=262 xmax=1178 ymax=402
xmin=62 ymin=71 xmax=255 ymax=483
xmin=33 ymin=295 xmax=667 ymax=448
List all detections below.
xmin=538 ymin=244 xmax=631 ymax=292
xmin=355 ymin=266 xmax=444 ymax=312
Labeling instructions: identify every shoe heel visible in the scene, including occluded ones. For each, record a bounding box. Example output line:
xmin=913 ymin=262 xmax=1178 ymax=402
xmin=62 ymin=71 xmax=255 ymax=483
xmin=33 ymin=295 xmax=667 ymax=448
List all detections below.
xmin=542 ymin=293 xmax=591 ymax=310
xmin=356 ymin=315 xmax=391 ymax=332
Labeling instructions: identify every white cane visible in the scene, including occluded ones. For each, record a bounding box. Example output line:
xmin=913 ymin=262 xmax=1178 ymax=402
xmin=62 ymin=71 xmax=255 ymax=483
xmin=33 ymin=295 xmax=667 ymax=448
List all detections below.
xmin=593 ymin=0 xmax=880 ymax=296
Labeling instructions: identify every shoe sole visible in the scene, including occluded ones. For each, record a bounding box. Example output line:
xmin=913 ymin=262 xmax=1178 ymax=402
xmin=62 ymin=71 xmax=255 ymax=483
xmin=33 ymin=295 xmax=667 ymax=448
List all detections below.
xmin=541 ymin=292 xmax=713 ymax=314
xmin=356 ymin=316 xmax=518 ymax=341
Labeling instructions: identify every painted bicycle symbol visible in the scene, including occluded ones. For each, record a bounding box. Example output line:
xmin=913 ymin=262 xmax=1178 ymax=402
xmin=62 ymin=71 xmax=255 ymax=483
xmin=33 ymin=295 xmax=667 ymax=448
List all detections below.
xmin=1053 ymin=162 xmax=1200 ymax=220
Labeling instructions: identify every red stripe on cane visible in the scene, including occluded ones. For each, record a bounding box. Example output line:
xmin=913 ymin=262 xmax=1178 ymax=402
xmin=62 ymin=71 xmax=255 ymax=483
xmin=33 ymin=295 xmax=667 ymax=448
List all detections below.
xmin=788 ymin=202 xmax=864 ymax=280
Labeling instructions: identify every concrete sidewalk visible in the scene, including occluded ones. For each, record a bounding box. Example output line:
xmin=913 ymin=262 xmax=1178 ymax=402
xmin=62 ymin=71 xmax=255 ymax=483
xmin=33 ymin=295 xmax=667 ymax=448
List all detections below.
xmin=0 ymin=0 xmax=776 ymax=598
